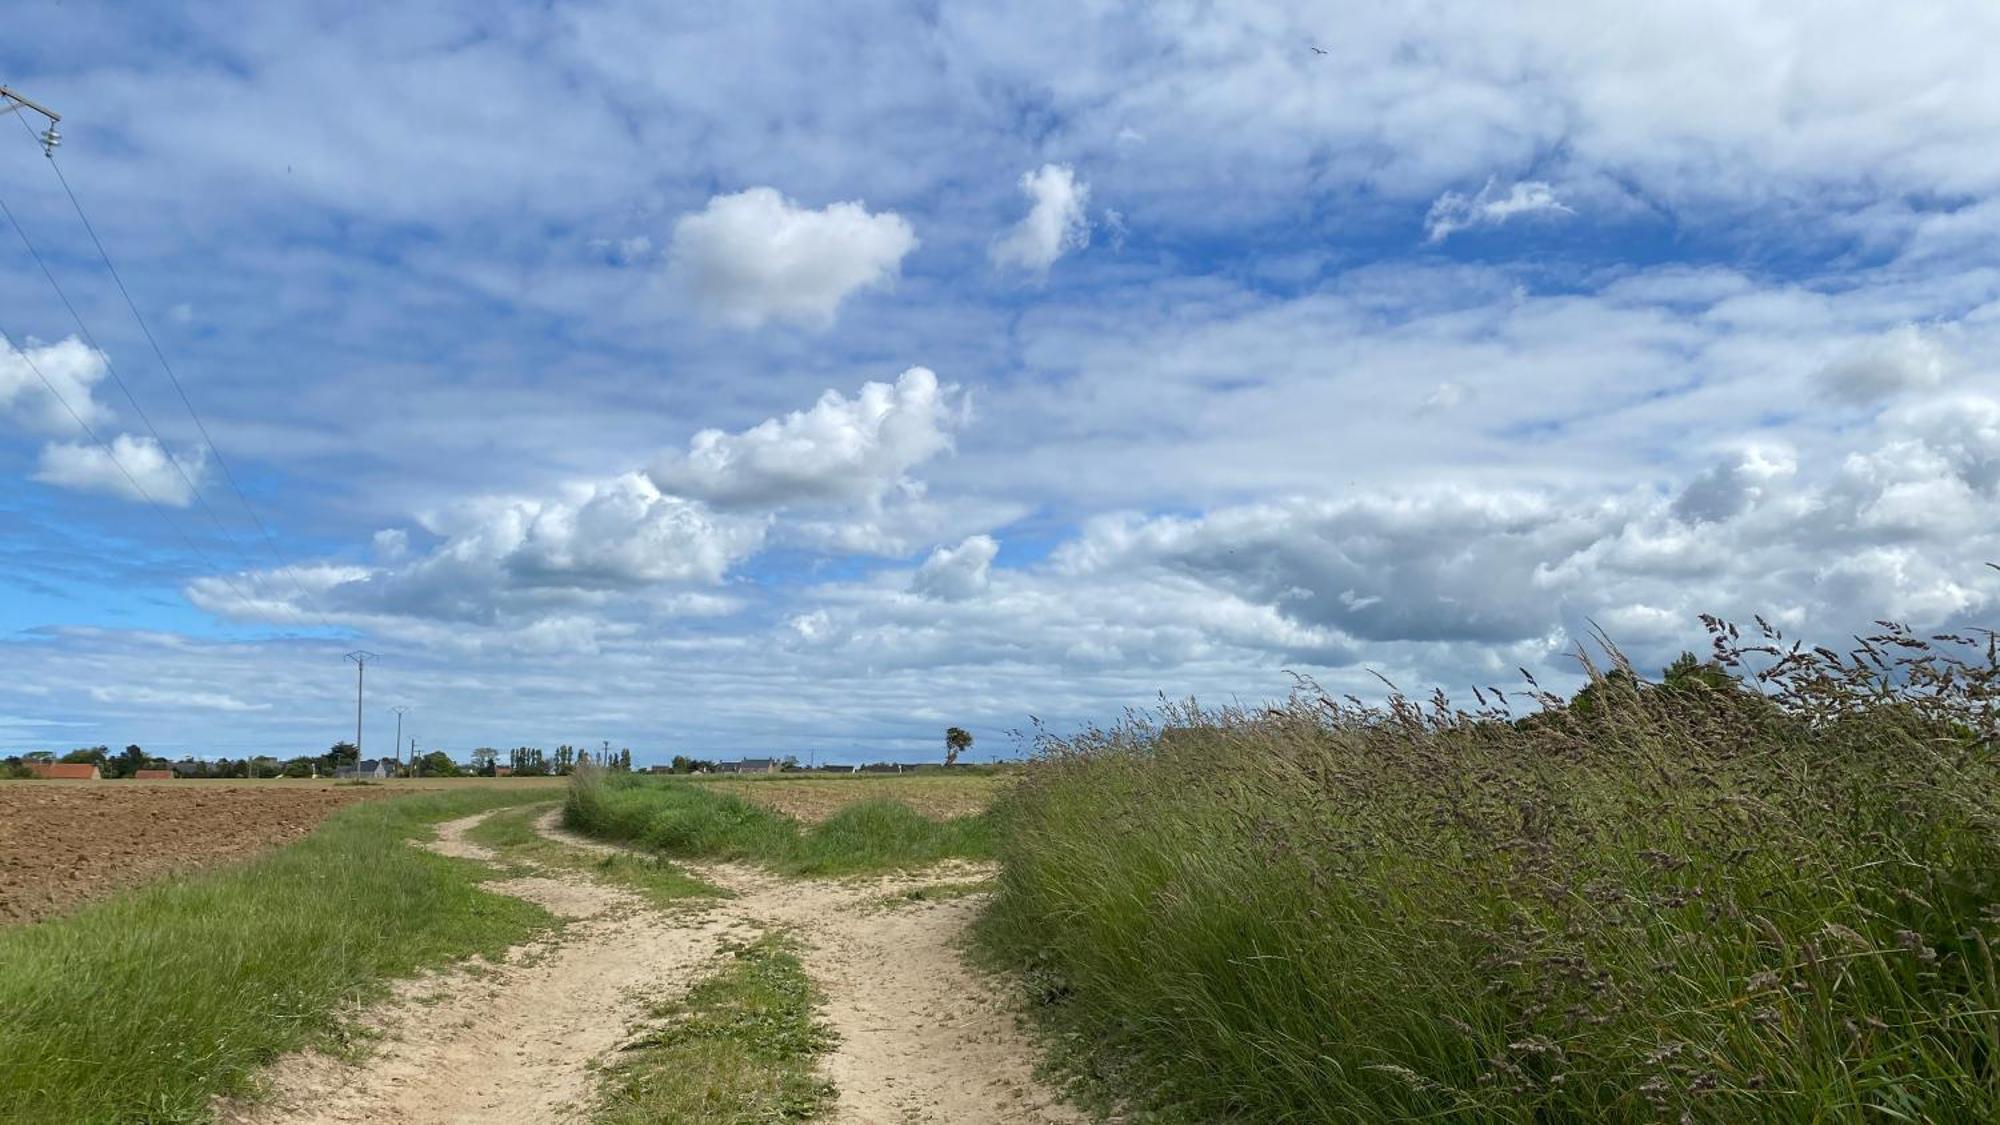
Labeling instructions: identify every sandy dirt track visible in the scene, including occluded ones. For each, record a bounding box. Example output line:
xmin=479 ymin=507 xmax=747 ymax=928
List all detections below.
xmin=0 ymin=785 xmax=383 ymax=924
xmin=230 ymin=807 xmax=1079 ymax=1125
xmin=222 ymin=813 xmax=749 ymax=1125
xmin=537 ymin=811 xmax=1081 ymax=1124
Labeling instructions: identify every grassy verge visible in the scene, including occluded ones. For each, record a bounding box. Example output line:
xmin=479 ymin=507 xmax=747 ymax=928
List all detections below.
xmin=563 ymin=771 xmax=993 ymax=876
xmin=594 ymin=932 xmax=835 ymax=1123
xmin=979 ymin=624 xmax=2000 ymax=1123
xmin=466 ymin=802 xmax=726 ymax=906
xmin=0 ymin=789 xmax=554 ymax=1123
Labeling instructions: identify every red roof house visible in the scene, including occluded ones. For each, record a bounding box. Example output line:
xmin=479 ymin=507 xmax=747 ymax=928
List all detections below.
xmin=26 ymin=762 xmax=101 ymax=780
xmin=133 ymin=769 xmax=174 ymax=780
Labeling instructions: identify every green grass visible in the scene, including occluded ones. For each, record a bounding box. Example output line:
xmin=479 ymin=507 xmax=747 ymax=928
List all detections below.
xmin=594 ymin=931 xmax=835 ymax=1124
xmin=563 ymin=771 xmax=993 ymax=876
xmin=979 ymin=625 xmax=2000 ymax=1123
xmin=0 ymin=789 xmax=555 ymax=1124
xmin=466 ymin=802 xmax=726 ymax=906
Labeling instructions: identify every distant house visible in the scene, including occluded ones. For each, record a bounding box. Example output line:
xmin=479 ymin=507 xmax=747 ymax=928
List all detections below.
xmin=493 ymin=766 xmax=514 ymax=777
xmin=133 ymin=769 xmax=174 ymax=780
xmin=26 ymin=762 xmax=100 ymax=780
xmin=170 ymin=759 xmax=202 ymax=778
xmin=334 ymin=759 xmax=392 ymax=780
xmin=713 ymin=758 xmax=779 ymax=775
xmin=858 ymin=762 xmax=909 ymax=774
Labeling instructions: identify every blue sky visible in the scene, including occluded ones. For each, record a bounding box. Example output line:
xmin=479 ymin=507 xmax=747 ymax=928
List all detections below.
xmin=4 ymin=1 xmax=2000 ymax=763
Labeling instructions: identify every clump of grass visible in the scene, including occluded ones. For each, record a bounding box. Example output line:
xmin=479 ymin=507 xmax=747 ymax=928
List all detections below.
xmin=0 ymin=789 xmax=555 ymax=1122
xmin=594 ymin=931 xmax=835 ymax=1124
xmin=466 ymin=803 xmax=725 ymax=906
xmin=865 ymin=880 xmax=995 ymax=912
xmin=979 ymin=618 xmax=2000 ymax=1123
xmin=565 ymin=769 xmax=993 ymax=876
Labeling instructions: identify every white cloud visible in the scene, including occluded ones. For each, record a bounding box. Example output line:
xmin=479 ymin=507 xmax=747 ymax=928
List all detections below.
xmin=667 ymin=187 xmax=917 ymax=328
xmin=1425 ymin=179 xmax=1572 ymax=242
xmin=912 ymin=534 xmax=999 ymax=600
xmin=0 ymin=336 xmax=114 ymax=436
xmin=35 ymin=434 xmax=207 ymax=507
xmin=1818 ymin=325 xmax=1956 ymax=402
xmin=190 ymin=369 xmax=978 ymax=635
xmin=90 ymin=685 xmax=269 ymax=712
xmin=991 ymin=164 xmax=1091 ymax=272
xmin=650 ymin=367 xmax=963 ymax=509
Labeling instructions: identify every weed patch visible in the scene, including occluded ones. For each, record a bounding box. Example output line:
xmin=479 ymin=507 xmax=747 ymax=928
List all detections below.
xmin=594 ymin=932 xmax=835 ymax=1124
xmin=465 ymin=803 xmax=725 ymax=906
xmin=564 ymin=771 xmax=992 ymax=876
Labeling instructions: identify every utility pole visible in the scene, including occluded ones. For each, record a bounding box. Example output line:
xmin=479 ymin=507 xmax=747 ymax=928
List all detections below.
xmin=392 ymin=706 xmax=411 ymax=775
xmin=345 ymin=651 xmax=376 ymax=772
xmin=0 ymin=85 xmax=62 ymax=156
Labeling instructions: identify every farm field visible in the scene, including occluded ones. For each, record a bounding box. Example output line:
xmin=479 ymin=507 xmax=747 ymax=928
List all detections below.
xmin=0 ymin=782 xmax=383 ymax=924
xmin=695 ymin=770 xmax=1012 ymax=822
xmin=0 ymin=778 xmax=565 ymax=924
xmin=0 ymin=768 xmax=1061 ymax=1124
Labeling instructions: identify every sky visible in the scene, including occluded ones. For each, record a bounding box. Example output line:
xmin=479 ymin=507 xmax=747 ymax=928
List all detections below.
xmin=3 ymin=1 xmax=2000 ymax=764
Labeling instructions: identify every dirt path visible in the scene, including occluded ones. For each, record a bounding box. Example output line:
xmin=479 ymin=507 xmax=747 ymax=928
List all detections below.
xmin=536 ymin=811 xmax=1081 ymax=1125
xmin=221 ymin=812 xmax=749 ymax=1125
xmin=230 ymin=807 xmax=1078 ymax=1125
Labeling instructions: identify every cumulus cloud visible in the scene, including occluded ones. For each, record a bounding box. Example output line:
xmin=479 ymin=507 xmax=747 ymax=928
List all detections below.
xmin=667 ymin=187 xmax=917 ymax=328
xmin=1818 ymin=325 xmax=1956 ymax=402
xmin=191 ymin=370 xmax=979 ymax=636
xmin=35 ymin=434 xmax=208 ymax=507
xmin=0 ymin=336 xmax=113 ymax=435
xmin=912 ymin=534 xmax=998 ymax=600
xmin=1671 ymin=445 xmax=1796 ymax=525
xmin=650 ymin=367 xmax=963 ymax=509
xmin=1425 ymin=179 xmax=1572 ymax=242
xmin=991 ymin=164 xmax=1091 ymax=272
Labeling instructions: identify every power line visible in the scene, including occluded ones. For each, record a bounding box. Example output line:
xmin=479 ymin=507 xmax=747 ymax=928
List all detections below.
xmin=34 ymin=134 xmax=346 ymax=630
xmin=3 ymin=93 xmax=344 ymax=634
xmin=0 ymin=320 xmax=263 ymax=608
xmin=0 ymin=178 xmax=320 ymax=620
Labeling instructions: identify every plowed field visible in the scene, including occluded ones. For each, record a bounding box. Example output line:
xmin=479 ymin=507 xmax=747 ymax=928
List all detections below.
xmin=0 ymin=784 xmax=383 ymax=925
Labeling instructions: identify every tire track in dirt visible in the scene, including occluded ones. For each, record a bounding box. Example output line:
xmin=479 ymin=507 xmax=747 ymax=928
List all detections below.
xmin=534 ymin=811 xmax=1082 ymax=1125
xmin=220 ymin=811 xmax=749 ymax=1125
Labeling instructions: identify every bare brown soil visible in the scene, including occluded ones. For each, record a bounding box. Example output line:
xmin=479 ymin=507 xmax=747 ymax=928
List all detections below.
xmin=0 ymin=783 xmax=385 ymax=925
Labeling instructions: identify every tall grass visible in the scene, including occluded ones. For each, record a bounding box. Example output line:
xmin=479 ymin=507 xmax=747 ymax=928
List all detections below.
xmin=980 ymin=620 xmax=2000 ymax=1122
xmin=563 ymin=770 xmax=992 ymax=876
xmin=0 ymin=789 xmax=553 ymax=1123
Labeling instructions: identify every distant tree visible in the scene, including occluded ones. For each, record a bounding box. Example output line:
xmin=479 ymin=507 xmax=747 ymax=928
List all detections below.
xmin=23 ymin=750 xmax=55 ymax=763
xmin=105 ymin=744 xmax=147 ymax=779
xmin=419 ymin=750 xmax=461 ymax=777
xmin=249 ymin=756 xmax=282 ymax=778
xmin=472 ymin=747 xmax=499 ymax=775
xmin=1660 ymin=651 xmax=1738 ymax=695
xmin=329 ymin=741 xmax=359 ymax=768
xmin=554 ymin=745 xmax=575 ymax=774
xmin=617 ymin=748 xmax=632 ymax=772
xmin=60 ymin=746 xmax=109 ymax=767
xmin=282 ymin=756 xmax=317 ymax=778
xmin=780 ymin=754 xmax=800 ymax=771
xmin=944 ymin=727 xmax=973 ymax=767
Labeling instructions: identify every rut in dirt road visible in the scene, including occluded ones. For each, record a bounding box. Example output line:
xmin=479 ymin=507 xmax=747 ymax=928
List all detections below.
xmin=534 ymin=811 xmax=1083 ymax=1125
xmin=229 ymin=806 xmax=1080 ymax=1125
xmin=221 ymin=811 xmax=747 ymax=1125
